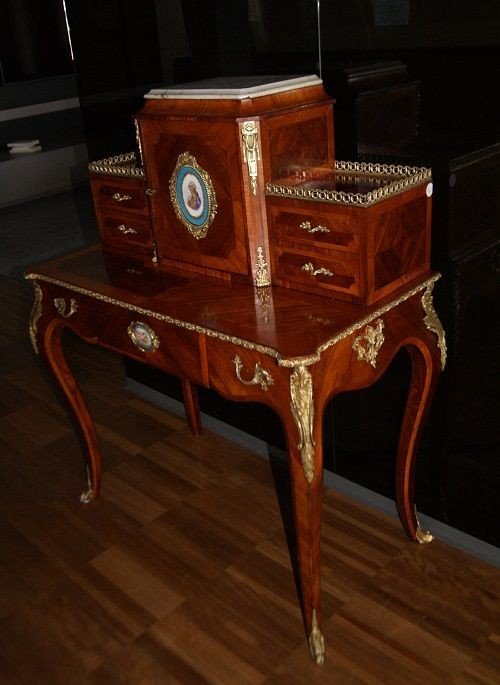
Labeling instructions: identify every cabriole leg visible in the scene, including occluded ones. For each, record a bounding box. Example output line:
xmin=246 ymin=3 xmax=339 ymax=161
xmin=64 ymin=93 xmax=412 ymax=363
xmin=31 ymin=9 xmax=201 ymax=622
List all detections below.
xmin=283 ymin=364 xmax=325 ymax=664
xmin=396 ymin=342 xmax=441 ymax=543
xmin=37 ymin=317 xmax=102 ymax=502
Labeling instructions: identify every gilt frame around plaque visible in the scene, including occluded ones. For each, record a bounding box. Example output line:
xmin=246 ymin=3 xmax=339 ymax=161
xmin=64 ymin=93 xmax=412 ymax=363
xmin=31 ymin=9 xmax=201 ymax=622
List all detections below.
xmin=127 ymin=321 xmax=160 ymax=352
xmin=169 ymin=152 xmax=218 ymax=239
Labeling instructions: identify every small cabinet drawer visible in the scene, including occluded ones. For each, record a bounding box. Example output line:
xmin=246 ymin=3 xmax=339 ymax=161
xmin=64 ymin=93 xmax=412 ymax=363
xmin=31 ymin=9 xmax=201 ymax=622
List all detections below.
xmin=91 ymin=178 xmax=148 ymax=215
xmin=100 ymin=213 xmax=153 ymax=249
xmin=273 ymin=247 xmax=360 ymax=296
xmin=268 ymin=203 xmax=359 ymax=252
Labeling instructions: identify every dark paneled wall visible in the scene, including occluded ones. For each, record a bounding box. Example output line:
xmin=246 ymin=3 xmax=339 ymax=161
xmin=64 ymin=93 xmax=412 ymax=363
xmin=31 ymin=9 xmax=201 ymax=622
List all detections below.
xmin=64 ymin=0 xmax=163 ymax=159
xmin=0 ymin=0 xmax=73 ymax=83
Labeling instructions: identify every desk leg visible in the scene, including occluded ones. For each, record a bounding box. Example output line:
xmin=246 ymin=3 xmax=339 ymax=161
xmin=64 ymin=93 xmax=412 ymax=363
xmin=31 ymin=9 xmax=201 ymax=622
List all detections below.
xmin=396 ymin=343 xmax=440 ymax=543
xmin=282 ymin=365 xmax=325 ymax=665
xmin=180 ymin=379 xmax=202 ymax=436
xmin=37 ymin=317 xmax=102 ymax=503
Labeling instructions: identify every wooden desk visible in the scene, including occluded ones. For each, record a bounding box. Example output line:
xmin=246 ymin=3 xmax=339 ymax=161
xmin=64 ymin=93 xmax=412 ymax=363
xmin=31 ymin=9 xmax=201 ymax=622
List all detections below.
xmin=26 ymin=245 xmax=446 ymax=665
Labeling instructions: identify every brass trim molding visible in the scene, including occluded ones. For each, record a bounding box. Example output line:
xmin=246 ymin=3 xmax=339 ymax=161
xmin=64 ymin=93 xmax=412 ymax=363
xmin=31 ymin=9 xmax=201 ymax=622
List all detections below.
xmin=241 ymin=120 xmax=261 ymax=195
xmin=255 ymin=286 xmax=272 ymax=323
xmin=290 ymin=365 xmax=316 ymax=484
xmin=266 ymin=160 xmax=431 ymax=207
xmin=299 ymin=274 xmax=441 ymax=368
xmin=88 ymin=152 xmax=144 ymax=179
xmin=308 ymin=609 xmax=325 ymax=665
xmin=255 ymin=246 xmax=271 ymax=287
xmin=134 ymin=118 xmax=144 ymax=168
xmin=421 ymin=284 xmax=447 ymax=369
xmin=25 ymin=273 xmax=440 ymax=368
xmin=352 ymin=318 xmax=385 ymax=368
xmin=233 ymin=355 xmax=273 ymax=391
xmin=29 ymin=282 xmax=43 ymax=354
xmin=26 ymin=273 xmax=280 ymax=358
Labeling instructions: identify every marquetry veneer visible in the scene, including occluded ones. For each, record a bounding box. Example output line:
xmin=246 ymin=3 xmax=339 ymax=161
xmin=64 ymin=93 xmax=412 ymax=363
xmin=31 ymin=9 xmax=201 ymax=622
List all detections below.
xmin=60 ymin=77 xmax=443 ymax=665
xmin=89 ymin=153 xmax=156 ymax=260
xmin=26 ymin=244 xmax=446 ymax=666
xmin=267 ymin=162 xmax=433 ymax=304
xmin=89 ymin=76 xmax=433 ymax=305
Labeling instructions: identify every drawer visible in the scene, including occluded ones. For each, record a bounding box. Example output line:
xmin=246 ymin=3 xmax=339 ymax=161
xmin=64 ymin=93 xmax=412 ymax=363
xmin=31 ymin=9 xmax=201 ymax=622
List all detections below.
xmin=273 ymin=247 xmax=360 ymax=297
xmin=268 ymin=202 xmax=360 ymax=253
xmin=91 ymin=177 xmax=148 ymax=215
xmin=100 ymin=212 xmax=153 ymax=250
xmin=205 ymin=338 xmax=278 ymax=400
xmin=46 ymin=286 xmax=206 ymax=384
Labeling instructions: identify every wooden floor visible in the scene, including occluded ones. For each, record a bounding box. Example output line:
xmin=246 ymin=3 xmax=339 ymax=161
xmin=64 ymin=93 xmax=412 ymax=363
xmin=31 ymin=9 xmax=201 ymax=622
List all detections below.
xmin=1 ymin=275 xmax=499 ymax=684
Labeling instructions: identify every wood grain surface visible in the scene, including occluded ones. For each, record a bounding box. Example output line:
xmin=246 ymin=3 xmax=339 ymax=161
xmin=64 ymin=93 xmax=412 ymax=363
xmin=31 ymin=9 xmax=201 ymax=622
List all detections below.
xmin=1 ymin=275 xmax=499 ymax=684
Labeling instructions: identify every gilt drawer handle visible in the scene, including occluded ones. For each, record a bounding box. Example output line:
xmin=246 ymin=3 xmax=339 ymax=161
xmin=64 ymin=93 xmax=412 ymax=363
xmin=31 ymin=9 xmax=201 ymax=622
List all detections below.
xmin=112 ymin=192 xmax=132 ymax=202
xmin=299 ymin=220 xmax=330 ymax=234
xmin=117 ymin=224 xmax=138 ymax=235
xmin=233 ymin=355 xmax=273 ymax=391
xmin=301 ymin=262 xmax=333 ymax=278
xmin=54 ymin=297 xmax=78 ymax=318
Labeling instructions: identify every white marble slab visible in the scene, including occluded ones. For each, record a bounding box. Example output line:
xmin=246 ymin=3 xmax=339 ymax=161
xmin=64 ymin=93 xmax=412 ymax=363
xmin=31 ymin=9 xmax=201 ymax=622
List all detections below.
xmin=146 ymin=75 xmax=322 ymax=100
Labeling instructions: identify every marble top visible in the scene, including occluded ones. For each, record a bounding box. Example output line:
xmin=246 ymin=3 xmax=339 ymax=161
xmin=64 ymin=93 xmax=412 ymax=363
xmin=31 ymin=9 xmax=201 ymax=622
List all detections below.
xmin=145 ymin=75 xmax=322 ymax=100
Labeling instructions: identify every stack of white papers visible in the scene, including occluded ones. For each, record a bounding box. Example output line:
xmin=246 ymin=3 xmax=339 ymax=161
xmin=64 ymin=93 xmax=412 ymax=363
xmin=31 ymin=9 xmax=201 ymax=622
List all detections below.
xmin=7 ymin=140 xmax=42 ymax=154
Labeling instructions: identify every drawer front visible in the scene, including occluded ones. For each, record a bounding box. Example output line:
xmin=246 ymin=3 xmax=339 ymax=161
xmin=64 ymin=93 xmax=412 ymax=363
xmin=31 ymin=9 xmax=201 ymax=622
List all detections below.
xmin=268 ymin=201 xmax=360 ymax=253
xmin=205 ymin=338 xmax=280 ymax=403
xmin=91 ymin=177 xmax=148 ymax=215
xmin=45 ymin=286 xmax=206 ymax=384
xmin=273 ymin=247 xmax=361 ymax=298
xmin=100 ymin=212 xmax=153 ymax=250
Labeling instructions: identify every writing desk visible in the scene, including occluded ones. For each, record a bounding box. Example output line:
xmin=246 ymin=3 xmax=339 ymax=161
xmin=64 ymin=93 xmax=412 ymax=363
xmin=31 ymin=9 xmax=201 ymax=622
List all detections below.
xmin=26 ymin=244 xmax=446 ymax=665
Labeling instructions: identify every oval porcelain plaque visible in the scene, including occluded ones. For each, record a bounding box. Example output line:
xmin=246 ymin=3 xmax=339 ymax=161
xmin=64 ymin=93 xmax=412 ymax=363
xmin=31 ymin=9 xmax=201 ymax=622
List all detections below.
xmin=127 ymin=321 xmax=160 ymax=352
xmin=169 ymin=152 xmax=217 ymax=239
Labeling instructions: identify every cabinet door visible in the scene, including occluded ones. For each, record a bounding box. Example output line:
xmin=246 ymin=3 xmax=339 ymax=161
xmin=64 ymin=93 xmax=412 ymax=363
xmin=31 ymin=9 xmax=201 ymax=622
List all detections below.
xmin=140 ymin=118 xmax=249 ymax=276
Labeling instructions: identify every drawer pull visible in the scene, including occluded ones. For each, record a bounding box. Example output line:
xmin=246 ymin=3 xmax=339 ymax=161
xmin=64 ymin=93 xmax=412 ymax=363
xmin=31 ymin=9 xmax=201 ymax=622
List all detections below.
xmin=299 ymin=220 xmax=330 ymax=234
xmin=112 ymin=192 xmax=132 ymax=202
xmin=117 ymin=224 xmax=138 ymax=235
xmin=233 ymin=355 xmax=273 ymax=391
xmin=301 ymin=262 xmax=333 ymax=278
xmin=54 ymin=297 xmax=78 ymax=318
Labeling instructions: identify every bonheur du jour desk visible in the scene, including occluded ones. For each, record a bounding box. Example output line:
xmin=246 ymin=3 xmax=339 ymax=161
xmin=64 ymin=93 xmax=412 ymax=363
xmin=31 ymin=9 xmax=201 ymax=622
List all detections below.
xmin=26 ymin=244 xmax=446 ymax=665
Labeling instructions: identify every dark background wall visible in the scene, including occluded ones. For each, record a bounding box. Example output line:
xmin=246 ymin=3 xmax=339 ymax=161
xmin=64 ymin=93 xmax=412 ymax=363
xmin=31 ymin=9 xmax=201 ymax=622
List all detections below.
xmin=1 ymin=0 xmax=499 ymax=546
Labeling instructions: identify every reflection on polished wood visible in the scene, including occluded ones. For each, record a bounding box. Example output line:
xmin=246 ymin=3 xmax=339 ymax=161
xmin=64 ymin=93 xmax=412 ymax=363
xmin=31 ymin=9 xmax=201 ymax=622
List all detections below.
xmin=1 ymin=275 xmax=499 ymax=683
xmin=24 ymin=244 xmax=447 ymax=664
